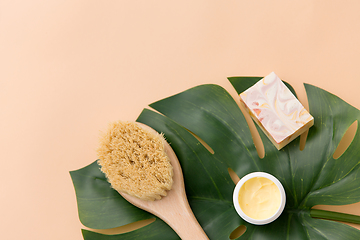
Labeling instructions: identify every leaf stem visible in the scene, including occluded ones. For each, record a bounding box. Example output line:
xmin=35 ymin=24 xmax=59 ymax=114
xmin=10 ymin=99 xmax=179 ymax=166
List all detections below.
xmin=310 ymin=209 xmax=360 ymax=225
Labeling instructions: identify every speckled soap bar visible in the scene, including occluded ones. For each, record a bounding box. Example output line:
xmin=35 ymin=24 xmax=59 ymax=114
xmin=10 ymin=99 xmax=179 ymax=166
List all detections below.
xmin=239 ymin=72 xmax=314 ymax=150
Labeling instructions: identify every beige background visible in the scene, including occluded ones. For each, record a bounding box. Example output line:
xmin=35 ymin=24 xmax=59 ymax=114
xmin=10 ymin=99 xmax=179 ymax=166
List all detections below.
xmin=2 ymin=0 xmax=360 ymax=239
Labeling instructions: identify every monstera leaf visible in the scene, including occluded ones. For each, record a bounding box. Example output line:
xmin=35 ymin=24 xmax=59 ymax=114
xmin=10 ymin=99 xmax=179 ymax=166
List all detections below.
xmin=71 ymin=77 xmax=360 ymax=239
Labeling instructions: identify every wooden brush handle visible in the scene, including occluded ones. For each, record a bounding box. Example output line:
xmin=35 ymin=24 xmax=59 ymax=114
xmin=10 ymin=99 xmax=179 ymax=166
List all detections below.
xmin=121 ymin=187 xmax=208 ymax=239
xmin=157 ymin=191 xmax=209 ymax=240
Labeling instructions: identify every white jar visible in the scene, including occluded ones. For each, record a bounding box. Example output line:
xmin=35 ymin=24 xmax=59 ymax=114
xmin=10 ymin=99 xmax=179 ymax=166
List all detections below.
xmin=233 ymin=172 xmax=286 ymax=225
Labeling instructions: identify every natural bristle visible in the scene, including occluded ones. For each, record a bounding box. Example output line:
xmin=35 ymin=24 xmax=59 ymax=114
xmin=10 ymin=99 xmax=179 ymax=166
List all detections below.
xmin=97 ymin=121 xmax=173 ymax=201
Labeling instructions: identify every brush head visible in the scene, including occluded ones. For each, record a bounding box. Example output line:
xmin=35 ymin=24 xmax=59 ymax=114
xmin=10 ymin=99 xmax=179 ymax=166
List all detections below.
xmin=97 ymin=121 xmax=174 ymax=201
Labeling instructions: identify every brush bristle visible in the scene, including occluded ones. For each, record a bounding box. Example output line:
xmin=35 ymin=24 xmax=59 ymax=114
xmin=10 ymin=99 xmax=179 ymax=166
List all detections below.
xmin=97 ymin=121 xmax=173 ymax=201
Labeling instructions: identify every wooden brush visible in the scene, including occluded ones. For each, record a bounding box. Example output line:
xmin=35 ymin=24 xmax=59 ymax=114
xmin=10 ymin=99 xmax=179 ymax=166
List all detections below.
xmin=97 ymin=121 xmax=209 ymax=240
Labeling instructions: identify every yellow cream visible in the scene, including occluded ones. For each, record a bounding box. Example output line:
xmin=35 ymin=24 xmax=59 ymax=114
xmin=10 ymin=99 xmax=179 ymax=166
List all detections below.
xmin=238 ymin=177 xmax=281 ymax=220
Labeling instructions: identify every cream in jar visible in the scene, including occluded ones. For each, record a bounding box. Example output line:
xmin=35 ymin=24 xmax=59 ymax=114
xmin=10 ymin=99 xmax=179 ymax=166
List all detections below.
xmin=233 ymin=172 xmax=286 ymax=225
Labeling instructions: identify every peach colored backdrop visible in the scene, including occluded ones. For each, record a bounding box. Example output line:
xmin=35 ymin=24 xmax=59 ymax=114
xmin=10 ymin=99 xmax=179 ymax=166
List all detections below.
xmin=2 ymin=1 xmax=360 ymax=239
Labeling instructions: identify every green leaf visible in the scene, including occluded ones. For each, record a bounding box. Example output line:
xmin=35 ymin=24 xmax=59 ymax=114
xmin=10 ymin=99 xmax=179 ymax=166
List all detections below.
xmin=70 ymin=161 xmax=152 ymax=229
xmin=71 ymin=78 xmax=360 ymax=239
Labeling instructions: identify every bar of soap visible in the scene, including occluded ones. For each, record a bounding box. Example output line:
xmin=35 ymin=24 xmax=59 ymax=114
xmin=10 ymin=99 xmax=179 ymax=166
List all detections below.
xmin=239 ymin=72 xmax=314 ymax=150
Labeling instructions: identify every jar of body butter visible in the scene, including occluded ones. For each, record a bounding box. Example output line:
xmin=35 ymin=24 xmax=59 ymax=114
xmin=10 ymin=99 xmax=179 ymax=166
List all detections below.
xmin=233 ymin=172 xmax=286 ymax=225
